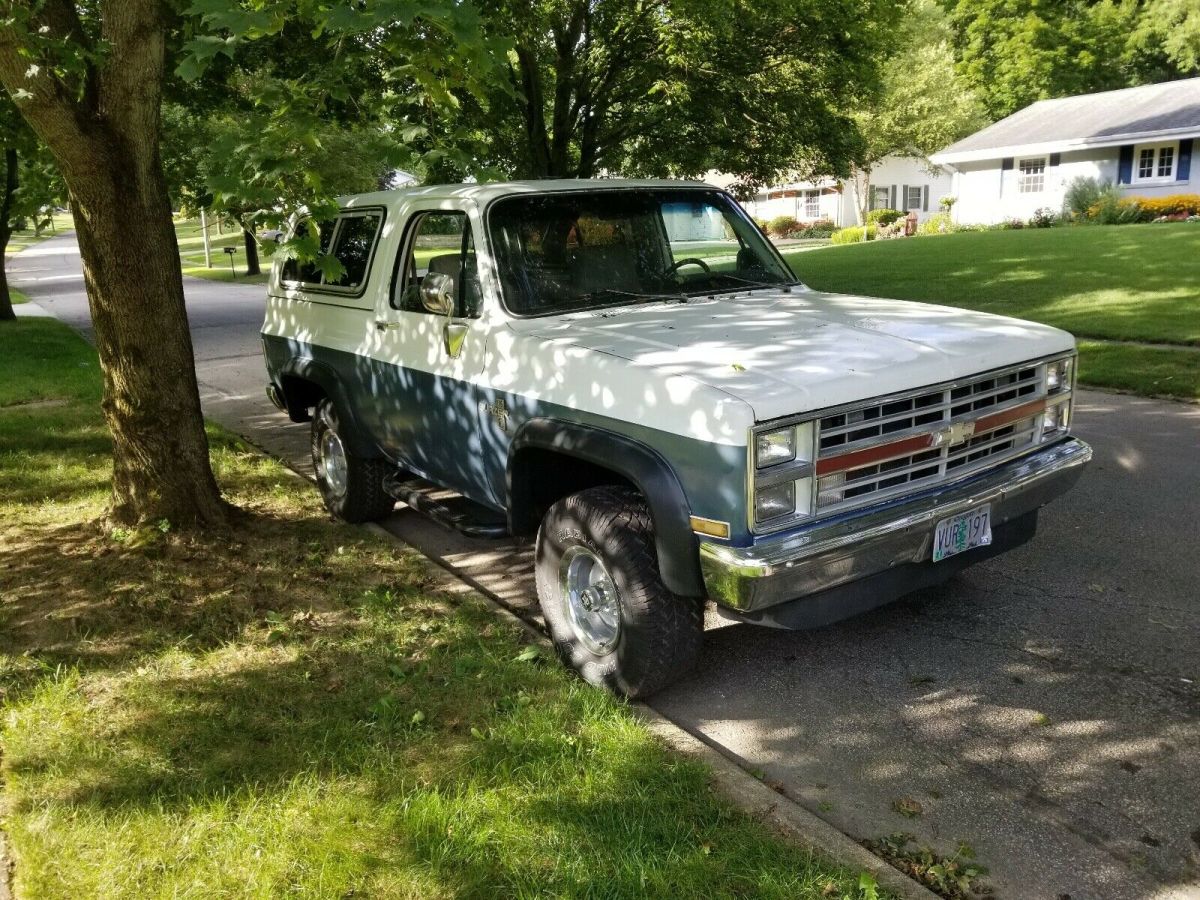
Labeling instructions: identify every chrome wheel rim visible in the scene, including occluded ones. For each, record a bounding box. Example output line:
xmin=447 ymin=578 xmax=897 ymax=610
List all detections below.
xmin=560 ymin=546 xmax=621 ymax=656
xmin=319 ymin=428 xmax=349 ymax=497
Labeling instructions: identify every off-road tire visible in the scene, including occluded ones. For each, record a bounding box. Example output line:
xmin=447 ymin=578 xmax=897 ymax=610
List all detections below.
xmin=535 ymin=486 xmax=703 ymax=698
xmin=311 ymin=398 xmax=395 ymax=523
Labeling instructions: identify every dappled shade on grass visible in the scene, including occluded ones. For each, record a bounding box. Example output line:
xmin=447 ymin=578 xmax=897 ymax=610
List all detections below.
xmin=0 ymin=318 xmax=877 ymax=899
xmin=784 ymin=224 xmax=1200 ymax=400
xmin=786 ymin=224 xmax=1200 ymax=345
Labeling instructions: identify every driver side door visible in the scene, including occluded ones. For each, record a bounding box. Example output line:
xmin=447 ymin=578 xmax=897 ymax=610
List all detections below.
xmin=369 ymin=205 xmax=496 ymax=506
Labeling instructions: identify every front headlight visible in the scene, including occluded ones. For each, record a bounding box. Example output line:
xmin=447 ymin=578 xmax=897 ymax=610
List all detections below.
xmin=755 ymin=428 xmax=796 ymax=468
xmin=1043 ymin=399 xmax=1071 ymax=436
xmin=750 ymin=421 xmax=816 ymax=531
xmin=755 ymin=481 xmax=796 ymax=521
xmin=755 ymin=422 xmax=814 ymax=469
xmin=1046 ymin=357 xmax=1073 ymax=393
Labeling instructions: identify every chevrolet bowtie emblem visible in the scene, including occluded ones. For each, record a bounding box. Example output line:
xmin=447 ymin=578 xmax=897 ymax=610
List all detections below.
xmin=933 ymin=421 xmax=976 ymax=447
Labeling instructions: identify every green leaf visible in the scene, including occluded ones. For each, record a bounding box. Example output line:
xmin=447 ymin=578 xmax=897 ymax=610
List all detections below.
xmin=515 ymin=646 xmax=540 ymax=662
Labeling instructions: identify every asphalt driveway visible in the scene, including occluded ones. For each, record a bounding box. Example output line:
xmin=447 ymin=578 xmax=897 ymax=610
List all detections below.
xmin=11 ymin=233 xmax=1200 ymax=899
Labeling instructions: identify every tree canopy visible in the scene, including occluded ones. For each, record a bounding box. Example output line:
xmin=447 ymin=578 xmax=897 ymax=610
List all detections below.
xmin=854 ymin=0 xmax=985 ymax=170
xmin=392 ymin=0 xmax=904 ymax=190
xmin=941 ymin=0 xmax=1200 ymax=120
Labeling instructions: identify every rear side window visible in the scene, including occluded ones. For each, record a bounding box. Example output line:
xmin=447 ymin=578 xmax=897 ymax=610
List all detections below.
xmin=283 ymin=210 xmax=384 ymax=294
xmin=284 ymin=219 xmax=336 ymax=284
xmin=327 ymin=213 xmax=383 ymax=289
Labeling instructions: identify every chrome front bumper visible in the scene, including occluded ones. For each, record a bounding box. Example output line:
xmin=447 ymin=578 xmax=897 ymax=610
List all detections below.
xmin=700 ymin=437 xmax=1092 ymax=612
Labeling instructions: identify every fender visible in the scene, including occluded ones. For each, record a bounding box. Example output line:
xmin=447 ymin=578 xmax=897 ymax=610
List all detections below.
xmin=508 ymin=418 xmax=706 ymax=598
xmin=276 ymin=356 xmax=381 ymax=459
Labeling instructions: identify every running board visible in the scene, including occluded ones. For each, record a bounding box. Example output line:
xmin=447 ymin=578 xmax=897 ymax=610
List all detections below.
xmin=383 ymin=473 xmax=509 ymax=539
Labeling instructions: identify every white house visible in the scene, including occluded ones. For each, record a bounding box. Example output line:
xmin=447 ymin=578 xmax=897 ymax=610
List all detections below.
xmin=931 ymin=77 xmax=1200 ymax=224
xmin=711 ymin=156 xmax=954 ymax=227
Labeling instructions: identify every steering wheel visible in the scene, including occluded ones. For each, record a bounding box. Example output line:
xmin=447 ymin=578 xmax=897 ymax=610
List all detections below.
xmin=662 ymin=257 xmax=711 ymax=278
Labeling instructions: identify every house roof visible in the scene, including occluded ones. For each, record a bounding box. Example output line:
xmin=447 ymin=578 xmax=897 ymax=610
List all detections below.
xmin=932 ymin=77 xmax=1200 ymax=165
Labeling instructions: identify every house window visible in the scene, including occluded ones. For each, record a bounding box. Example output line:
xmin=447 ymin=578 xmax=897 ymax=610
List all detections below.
xmin=1018 ymin=157 xmax=1046 ymax=193
xmin=804 ymin=190 xmax=820 ymax=218
xmin=1133 ymin=142 xmax=1178 ymax=182
xmin=1138 ymin=148 xmax=1155 ymax=179
xmin=905 ymin=186 xmax=923 ymax=210
xmin=871 ymin=186 xmax=891 ymax=210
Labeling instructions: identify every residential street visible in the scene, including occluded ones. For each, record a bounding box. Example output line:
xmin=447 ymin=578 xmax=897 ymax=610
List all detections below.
xmin=12 ymin=233 xmax=1200 ymax=899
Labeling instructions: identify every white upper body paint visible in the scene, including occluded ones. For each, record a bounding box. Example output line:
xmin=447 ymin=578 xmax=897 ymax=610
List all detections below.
xmin=262 ymin=180 xmax=1076 ymax=449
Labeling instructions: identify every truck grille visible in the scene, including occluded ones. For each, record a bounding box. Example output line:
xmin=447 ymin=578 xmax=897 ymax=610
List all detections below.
xmin=814 ymin=363 xmax=1048 ymax=513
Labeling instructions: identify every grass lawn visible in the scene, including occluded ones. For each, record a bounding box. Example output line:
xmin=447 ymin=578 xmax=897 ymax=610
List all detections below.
xmin=782 ymin=224 xmax=1200 ymax=400
xmin=175 ymin=218 xmax=271 ymax=285
xmin=4 ymin=213 xmax=76 ymax=257
xmin=0 ymin=317 xmax=883 ymax=899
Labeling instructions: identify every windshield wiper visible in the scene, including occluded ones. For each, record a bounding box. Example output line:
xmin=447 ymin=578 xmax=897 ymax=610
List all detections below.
xmin=579 ymin=288 xmax=690 ymax=305
xmin=707 ymin=273 xmax=802 ymax=292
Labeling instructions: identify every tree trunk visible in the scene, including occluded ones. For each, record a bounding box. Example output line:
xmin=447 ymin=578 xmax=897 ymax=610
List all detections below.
xmin=0 ymin=0 xmax=229 ymax=529
xmin=242 ymin=228 xmax=261 ymax=276
xmin=0 ymin=147 xmax=17 ymax=322
xmin=514 ymin=46 xmax=553 ymax=177
xmin=0 ymin=253 xmax=13 ymax=322
xmin=72 ymin=162 xmax=228 ymax=527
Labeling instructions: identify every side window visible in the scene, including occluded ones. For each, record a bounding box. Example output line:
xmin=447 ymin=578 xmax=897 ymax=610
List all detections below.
xmin=326 ymin=212 xmax=383 ymax=289
xmin=283 ymin=218 xmax=336 ymax=284
xmin=394 ymin=211 xmax=482 ymax=317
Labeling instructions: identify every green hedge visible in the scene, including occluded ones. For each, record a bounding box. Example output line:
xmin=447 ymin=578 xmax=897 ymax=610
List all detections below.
xmin=830 ymin=225 xmax=876 ymax=244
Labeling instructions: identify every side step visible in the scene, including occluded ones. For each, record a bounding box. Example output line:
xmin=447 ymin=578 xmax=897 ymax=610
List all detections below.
xmin=383 ymin=472 xmax=509 ymax=539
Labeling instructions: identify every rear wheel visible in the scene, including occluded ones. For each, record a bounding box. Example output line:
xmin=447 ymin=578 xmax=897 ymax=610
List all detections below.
xmin=535 ymin=486 xmax=702 ymax=698
xmin=311 ymin=398 xmax=394 ymax=523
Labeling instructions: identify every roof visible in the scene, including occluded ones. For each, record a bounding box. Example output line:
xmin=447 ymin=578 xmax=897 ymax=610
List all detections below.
xmin=932 ymin=77 xmax=1200 ymax=165
xmin=340 ymin=178 xmax=717 ymax=208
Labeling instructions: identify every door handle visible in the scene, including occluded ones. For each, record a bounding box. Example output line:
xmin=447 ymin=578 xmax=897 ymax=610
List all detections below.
xmin=375 ymin=320 xmax=401 ymax=332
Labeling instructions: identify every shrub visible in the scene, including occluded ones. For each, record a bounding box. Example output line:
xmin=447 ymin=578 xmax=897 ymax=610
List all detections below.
xmin=1028 ymin=207 xmax=1057 ymax=228
xmin=917 ymin=212 xmax=955 ymax=235
xmin=790 ymin=219 xmax=836 ymax=238
xmin=939 ymin=195 xmax=957 ymax=212
xmin=767 ymin=215 xmax=801 ymax=237
xmin=1063 ymin=177 xmax=1107 ymax=220
xmin=866 ymin=208 xmax=904 ymax=226
xmin=831 ymin=225 xmax=876 ymax=244
xmin=1088 ymin=184 xmax=1142 ymax=224
xmin=1001 ymin=218 xmax=1025 ymax=229
xmin=753 ymin=217 xmax=770 ymax=232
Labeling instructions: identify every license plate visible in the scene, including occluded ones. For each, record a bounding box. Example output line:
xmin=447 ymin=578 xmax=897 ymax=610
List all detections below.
xmin=932 ymin=505 xmax=992 ymax=562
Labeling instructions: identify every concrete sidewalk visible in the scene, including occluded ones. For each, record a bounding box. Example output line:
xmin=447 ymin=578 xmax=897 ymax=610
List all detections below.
xmin=11 ymin=231 xmax=1200 ymax=899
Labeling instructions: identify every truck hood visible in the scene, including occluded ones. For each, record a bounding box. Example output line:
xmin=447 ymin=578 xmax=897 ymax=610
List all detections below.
xmin=507 ymin=287 xmax=1074 ymax=422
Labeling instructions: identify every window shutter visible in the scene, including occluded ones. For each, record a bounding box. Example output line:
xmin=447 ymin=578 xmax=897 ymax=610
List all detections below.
xmin=890 ymin=185 xmax=897 ymax=209
xmin=1049 ymin=153 xmax=1061 ymax=167
xmin=1000 ymin=158 xmax=1014 ymax=171
xmin=1117 ymin=145 xmax=1134 ymax=185
xmin=901 ymin=185 xmax=908 ymax=210
xmin=923 ymin=185 xmax=929 ymax=212
xmin=1178 ymin=139 xmax=1193 ymax=182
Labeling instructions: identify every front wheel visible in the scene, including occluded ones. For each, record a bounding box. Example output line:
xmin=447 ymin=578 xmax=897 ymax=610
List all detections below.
xmin=311 ymin=398 xmax=395 ymax=523
xmin=534 ymin=486 xmax=702 ymax=698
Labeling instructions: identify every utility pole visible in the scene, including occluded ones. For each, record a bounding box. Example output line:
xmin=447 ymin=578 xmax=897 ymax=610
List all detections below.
xmin=200 ymin=208 xmax=212 ymax=268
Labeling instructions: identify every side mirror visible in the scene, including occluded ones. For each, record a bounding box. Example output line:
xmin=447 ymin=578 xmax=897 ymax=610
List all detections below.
xmin=420 ymin=272 xmax=455 ymax=316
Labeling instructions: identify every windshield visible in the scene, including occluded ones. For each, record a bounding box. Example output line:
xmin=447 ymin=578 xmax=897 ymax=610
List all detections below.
xmin=488 ymin=189 xmax=796 ymax=316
